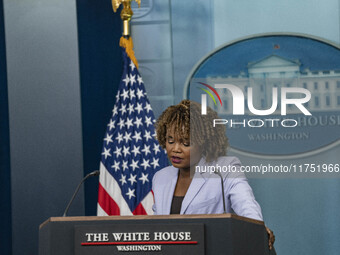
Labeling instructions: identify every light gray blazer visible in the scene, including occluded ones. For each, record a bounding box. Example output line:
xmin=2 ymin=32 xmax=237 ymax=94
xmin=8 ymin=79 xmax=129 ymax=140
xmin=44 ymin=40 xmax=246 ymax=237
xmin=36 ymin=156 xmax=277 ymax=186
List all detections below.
xmin=152 ymin=156 xmax=263 ymax=221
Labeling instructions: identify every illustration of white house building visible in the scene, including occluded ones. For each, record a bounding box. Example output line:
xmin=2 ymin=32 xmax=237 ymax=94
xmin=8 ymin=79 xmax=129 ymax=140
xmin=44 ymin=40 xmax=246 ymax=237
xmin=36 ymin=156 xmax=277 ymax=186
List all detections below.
xmin=202 ymin=55 xmax=340 ymax=114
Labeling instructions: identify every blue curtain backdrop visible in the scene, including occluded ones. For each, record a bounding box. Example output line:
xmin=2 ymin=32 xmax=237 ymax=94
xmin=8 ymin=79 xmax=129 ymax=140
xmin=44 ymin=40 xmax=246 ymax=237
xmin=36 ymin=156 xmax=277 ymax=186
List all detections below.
xmin=0 ymin=0 xmax=11 ymax=254
xmin=76 ymin=0 xmax=123 ymax=216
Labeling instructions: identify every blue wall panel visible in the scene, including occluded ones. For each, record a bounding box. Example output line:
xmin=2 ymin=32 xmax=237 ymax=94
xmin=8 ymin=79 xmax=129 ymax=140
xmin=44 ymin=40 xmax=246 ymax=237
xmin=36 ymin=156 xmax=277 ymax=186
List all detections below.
xmin=76 ymin=0 xmax=123 ymax=215
xmin=0 ymin=0 xmax=11 ymax=253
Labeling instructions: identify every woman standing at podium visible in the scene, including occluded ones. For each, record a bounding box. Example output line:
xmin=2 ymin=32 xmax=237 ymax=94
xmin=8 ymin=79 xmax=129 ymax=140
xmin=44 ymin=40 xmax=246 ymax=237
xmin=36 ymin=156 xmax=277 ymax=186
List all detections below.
xmin=152 ymin=100 xmax=274 ymax=249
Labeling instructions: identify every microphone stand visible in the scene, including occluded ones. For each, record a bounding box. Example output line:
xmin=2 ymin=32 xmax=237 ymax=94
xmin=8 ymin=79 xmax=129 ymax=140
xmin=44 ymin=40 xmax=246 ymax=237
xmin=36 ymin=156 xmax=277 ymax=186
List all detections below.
xmin=214 ymin=171 xmax=227 ymax=214
xmin=63 ymin=170 xmax=100 ymax=217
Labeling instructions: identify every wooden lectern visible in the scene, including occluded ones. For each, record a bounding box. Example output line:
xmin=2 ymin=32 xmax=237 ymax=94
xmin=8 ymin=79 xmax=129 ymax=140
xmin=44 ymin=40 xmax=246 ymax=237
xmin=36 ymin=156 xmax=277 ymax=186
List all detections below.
xmin=39 ymin=214 xmax=274 ymax=255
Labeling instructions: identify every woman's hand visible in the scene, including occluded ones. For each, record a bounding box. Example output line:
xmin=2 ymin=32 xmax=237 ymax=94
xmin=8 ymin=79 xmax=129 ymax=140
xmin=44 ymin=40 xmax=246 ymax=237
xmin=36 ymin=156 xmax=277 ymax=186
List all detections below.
xmin=265 ymin=226 xmax=275 ymax=250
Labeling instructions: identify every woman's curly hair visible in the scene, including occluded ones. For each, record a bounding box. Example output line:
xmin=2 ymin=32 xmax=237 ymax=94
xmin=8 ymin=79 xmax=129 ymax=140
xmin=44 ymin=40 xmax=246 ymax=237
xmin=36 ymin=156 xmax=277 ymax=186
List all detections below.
xmin=155 ymin=100 xmax=229 ymax=162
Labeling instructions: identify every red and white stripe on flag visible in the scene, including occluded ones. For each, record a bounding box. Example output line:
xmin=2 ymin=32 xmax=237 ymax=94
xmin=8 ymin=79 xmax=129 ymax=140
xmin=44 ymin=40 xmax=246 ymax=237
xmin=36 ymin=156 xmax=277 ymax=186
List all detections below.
xmin=97 ymin=163 xmax=154 ymax=216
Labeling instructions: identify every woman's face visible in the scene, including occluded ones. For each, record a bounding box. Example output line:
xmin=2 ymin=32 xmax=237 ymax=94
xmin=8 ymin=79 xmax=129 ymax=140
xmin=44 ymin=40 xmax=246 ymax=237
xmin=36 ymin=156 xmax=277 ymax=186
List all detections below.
xmin=165 ymin=127 xmax=202 ymax=172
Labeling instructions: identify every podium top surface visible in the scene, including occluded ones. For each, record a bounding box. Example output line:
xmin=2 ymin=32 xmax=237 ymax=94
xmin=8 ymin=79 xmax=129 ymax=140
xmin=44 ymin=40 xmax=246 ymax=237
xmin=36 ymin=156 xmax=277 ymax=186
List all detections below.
xmin=40 ymin=213 xmax=263 ymax=229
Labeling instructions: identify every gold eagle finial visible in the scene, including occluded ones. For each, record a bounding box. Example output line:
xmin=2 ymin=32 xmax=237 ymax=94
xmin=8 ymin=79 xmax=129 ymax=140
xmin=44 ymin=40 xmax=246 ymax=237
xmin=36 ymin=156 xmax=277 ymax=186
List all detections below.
xmin=112 ymin=0 xmax=141 ymax=13
xmin=112 ymin=0 xmax=141 ymax=36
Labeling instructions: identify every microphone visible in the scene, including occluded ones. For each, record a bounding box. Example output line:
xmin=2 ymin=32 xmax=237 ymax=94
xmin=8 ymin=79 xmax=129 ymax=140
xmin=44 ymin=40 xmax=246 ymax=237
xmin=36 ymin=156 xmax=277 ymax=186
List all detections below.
xmin=214 ymin=171 xmax=227 ymax=214
xmin=63 ymin=170 xmax=100 ymax=217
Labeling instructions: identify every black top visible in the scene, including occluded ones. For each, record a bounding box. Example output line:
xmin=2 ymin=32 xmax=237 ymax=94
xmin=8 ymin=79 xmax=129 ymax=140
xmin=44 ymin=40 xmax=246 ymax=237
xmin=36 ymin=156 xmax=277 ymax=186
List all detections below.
xmin=170 ymin=196 xmax=185 ymax=214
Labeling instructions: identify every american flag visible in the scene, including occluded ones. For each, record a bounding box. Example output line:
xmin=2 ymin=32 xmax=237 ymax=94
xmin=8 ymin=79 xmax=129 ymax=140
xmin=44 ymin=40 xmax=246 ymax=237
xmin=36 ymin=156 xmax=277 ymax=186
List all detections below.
xmin=97 ymin=37 xmax=168 ymax=216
